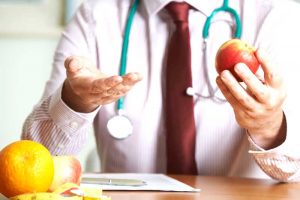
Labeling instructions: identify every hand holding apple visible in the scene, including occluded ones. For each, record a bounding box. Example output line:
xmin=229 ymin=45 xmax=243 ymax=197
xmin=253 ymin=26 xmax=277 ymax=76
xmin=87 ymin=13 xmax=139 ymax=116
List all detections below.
xmin=216 ymin=47 xmax=287 ymax=150
xmin=215 ymin=39 xmax=259 ymax=82
xmin=48 ymin=156 xmax=82 ymax=192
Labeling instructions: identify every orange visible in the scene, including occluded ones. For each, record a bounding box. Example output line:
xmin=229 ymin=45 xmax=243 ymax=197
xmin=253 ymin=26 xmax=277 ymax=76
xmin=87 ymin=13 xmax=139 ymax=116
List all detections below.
xmin=0 ymin=140 xmax=54 ymax=198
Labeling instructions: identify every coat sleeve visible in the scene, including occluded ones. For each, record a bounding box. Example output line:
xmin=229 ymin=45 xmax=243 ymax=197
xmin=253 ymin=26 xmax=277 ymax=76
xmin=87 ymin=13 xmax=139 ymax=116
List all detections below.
xmin=21 ymin=1 xmax=99 ymax=155
xmin=249 ymin=1 xmax=300 ymax=182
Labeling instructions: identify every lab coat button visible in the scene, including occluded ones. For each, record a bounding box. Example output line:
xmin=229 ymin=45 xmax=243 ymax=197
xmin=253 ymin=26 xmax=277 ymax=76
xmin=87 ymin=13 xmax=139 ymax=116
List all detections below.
xmin=70 ymin=121 xmax=78 ymax=129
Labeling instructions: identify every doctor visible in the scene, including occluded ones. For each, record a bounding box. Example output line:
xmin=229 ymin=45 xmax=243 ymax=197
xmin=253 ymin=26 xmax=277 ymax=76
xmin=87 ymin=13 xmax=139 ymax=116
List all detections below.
xmin=22 ymin=0 xmax=300 ymax=181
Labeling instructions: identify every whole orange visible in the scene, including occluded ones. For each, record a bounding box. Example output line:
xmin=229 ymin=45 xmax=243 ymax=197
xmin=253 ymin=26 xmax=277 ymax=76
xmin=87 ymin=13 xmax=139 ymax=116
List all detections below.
xmin=0 ymin=140 xmax=54 ymax=198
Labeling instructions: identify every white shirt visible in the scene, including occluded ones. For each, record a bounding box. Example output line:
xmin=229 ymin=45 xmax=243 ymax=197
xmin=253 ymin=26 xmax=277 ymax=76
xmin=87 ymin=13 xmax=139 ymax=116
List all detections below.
xmin=22 ymin=0 xmax=300 ymax=181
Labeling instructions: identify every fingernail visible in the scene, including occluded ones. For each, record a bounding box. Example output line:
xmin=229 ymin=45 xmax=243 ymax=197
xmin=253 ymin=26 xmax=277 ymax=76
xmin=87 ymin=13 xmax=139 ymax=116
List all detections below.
xmin=234 ymin=63 xmax=246 ymax=73
xmin=220 ymin=70 xmax=231 ymax=80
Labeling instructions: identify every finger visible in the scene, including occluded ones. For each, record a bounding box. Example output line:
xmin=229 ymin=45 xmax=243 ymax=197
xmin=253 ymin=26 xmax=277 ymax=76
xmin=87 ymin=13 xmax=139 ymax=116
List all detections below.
xmin=103 ymin=72 xmax=142 ymax=95
xmin=122 ymin=72 xmax=143 ymax=86
xmin=64 ymin=56 xmax=83 ymax=77
xmin=234 ymin=63 xmax=270 ymax=103
xmin=109 ymin=72 xmax=142 ymax=94
xmin=255 ymin=48 xmax=283 ymax=88
xmin=65 ymin=56 xmax=91 ymax=78
xmin=91 ymin=90 xmax=123 ymax=99
xmin=92 ymin=72 xmax=142 ymax=95
xmin=216 ymin=76 xmax=241 ymax=108
xmin=64 ymin=56 xmax=73 ymax=70
xmin=219 ymin=70 xmax=257 ymax=110
xmin=217 ymin=77 xmax=259 ymax=126
xmin=92 ymin=76 xmax=123 ymax=93
xmin=106 ymin=83 xmax=130 ymax=97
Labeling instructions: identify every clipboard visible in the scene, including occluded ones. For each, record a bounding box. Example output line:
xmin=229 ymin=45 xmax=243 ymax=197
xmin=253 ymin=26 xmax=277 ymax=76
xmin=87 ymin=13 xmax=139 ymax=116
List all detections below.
xmin=80 ymin=173 xmax=200 ymax=192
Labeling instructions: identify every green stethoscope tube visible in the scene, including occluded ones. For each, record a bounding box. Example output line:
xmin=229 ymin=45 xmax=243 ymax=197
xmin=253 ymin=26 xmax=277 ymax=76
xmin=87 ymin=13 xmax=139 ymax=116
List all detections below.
xmin=117 ymin=0 xmax=140 ymax=111
xmin=202 ymin=0 xmax=242 ymax=39
xmin=117 ymin=0 xmax=242 ymax=111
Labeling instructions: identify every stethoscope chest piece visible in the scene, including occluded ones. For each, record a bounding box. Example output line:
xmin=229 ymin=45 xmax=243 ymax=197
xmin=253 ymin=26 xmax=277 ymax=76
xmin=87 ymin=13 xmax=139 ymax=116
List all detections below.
xmin=106 ymin=0 xmax=241 ymax=137
xmin=107 ymin=111 xmax=133 ymax=139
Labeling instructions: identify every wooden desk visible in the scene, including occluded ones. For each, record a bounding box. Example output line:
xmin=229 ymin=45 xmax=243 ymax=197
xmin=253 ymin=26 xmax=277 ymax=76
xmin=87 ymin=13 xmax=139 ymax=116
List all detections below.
xmin=103 ymin=175 xmax=300 ymax=200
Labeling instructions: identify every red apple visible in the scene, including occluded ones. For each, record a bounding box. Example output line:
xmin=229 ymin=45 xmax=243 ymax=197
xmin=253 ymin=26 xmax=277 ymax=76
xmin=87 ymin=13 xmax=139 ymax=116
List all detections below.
xmin=48 ymin=156 xmax=82 ymax=192
xmin=215 ymin=39 xmax=259 ymax=82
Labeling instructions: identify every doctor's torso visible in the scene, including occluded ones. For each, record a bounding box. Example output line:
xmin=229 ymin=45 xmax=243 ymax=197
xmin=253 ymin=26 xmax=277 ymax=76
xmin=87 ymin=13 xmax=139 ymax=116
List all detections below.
xmin=51 ymin=0 xmax=291 ymax=178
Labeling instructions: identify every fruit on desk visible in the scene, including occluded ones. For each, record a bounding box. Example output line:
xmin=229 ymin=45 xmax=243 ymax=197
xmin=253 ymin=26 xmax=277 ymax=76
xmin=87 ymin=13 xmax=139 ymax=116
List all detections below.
xmin=0 ymin=140 xmax=54 ymax=198
xmin=48 ymin=156 xmax=82 ymax=192
xmin=10 ymin=183 xmax=81 ymax=200
xmin=52 ymin=182 xmax=81 ymax=195
xmin=9 ymin=192 xmax=111 ymax=200
xmin=9 ymin=192 xmax=81 ymax=200
xmin=9 ymin=182 xmax=111 ymax=200
xmin=215 ymin=38 xmax=259 ymax=82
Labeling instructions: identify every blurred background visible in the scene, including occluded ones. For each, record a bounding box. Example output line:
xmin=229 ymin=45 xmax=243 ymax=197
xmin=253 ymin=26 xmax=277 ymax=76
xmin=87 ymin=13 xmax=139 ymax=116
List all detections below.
xmin=0 ymin=0 xmax=99 ymax=172
xmin=1 ymin=0 xmax=300 ymax=172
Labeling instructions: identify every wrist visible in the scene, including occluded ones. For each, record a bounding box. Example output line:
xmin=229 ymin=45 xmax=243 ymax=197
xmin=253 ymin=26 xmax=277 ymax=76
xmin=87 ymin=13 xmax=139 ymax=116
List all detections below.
xmin=248 ymin=112 xmax=286 ymax=150
xmin=61 ymin=80 xmax=99 ymax=113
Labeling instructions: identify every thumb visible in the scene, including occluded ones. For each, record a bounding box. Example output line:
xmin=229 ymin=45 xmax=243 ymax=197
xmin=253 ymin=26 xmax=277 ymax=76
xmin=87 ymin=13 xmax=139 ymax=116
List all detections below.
xmin=64 ymin=56 xmax=83 ymax=78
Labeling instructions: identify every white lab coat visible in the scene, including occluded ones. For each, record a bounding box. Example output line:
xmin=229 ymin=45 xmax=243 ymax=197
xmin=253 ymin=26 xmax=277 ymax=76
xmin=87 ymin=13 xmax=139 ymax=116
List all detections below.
xmin=22 ymin=0 xmax=300 ymax=181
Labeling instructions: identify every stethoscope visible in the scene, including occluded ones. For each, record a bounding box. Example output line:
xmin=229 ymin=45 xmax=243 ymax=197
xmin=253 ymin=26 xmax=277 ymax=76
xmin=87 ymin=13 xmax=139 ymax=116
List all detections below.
xmin=107 ymin=0 xmax=242 ymax=139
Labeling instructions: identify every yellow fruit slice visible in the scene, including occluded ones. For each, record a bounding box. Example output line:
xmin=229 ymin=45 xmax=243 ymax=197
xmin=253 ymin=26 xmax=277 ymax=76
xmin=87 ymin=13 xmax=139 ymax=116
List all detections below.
xmin=72 ymin=187 xmax=110 ymax=200
xmin=9 ymin=184 xmax=82 ymax=200
xmin=9 ymin=184 xmax=111 ymax=200
xmin=83 ymin=195 xmax=111 ymax=200
xmin=81 ymin=188 xmax=102 ymax=198
xmin=53 ymin=183 xmax=80 ymax=195
xmin=9 ymin=192 xmax=82 ymax=200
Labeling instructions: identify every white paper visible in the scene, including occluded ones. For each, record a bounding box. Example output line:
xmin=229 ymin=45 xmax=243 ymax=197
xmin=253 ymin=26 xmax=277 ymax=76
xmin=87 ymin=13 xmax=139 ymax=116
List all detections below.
xmin=80 ymin=173 xmax=200 ymax=192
